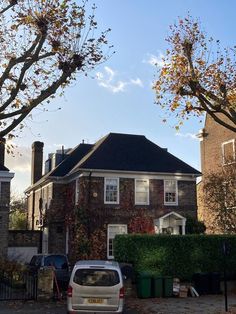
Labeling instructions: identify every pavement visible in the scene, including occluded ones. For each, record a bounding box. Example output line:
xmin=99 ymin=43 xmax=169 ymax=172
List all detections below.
xmin=126 ymin=294 xmax=236 ymax=314
xmin=1 ymin=294 xmax=236 ymax=314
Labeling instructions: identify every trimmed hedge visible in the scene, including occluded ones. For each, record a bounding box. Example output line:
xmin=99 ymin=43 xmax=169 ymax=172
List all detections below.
xmin=114 ymin=234 xmax=236 ymax=280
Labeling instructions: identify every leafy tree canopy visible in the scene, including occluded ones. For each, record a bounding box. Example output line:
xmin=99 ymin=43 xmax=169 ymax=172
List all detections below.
xmin=0 ymin=0 xmax=111 ymax=139
xmin=204 ymin=165 xmax=236 ymax=234
xmin=154 ymin=16 xmax=236 ymax=132
xmin=9 ymin=195 xmax=27 ymax=229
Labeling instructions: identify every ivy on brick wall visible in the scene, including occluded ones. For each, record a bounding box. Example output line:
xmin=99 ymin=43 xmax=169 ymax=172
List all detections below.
xmin=128 ymin=209 xmax=155 ymax=234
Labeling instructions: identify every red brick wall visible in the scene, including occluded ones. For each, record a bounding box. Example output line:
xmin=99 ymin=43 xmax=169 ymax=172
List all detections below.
xmin=0 ymin=182 xmax=11 ymax=257
xmin=201 ymin=115 xmax=235 ymax=176
xmin=198 ymin=114 xmax=236 ymax=232
xmin=78 ymin=176 xmax=197 ymax=225
xmin=27 ymin=174 xmax=197 ymax=257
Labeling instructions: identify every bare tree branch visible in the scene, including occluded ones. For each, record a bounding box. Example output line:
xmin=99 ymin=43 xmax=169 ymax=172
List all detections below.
xmin=0 ymin=1 xmax=17 ymax=15
xmin=0 ymin=0 xmax=111 ymax=139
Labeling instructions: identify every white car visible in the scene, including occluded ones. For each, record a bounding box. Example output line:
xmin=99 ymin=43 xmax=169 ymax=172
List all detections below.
xmin=67 ymin=260 xmax=124 ymax=314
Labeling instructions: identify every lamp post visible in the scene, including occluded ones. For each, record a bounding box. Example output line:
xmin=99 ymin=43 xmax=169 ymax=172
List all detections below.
xmin=222 ymin=241 xmax=230 ymax=312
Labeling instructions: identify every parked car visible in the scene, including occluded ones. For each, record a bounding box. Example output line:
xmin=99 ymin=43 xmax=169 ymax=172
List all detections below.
xmin=67 ymin=260 xmax=124 ymax=313
xmin=28 ymin=254 xmax=70 ymax=291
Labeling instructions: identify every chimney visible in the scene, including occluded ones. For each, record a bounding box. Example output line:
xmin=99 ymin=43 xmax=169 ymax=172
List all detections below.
xmin=0 ymin=138 xmax=6 ymax=166
xmin=31 ymin=141 xmax=44 ymax=184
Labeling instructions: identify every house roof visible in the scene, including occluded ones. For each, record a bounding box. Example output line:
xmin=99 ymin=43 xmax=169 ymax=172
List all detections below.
xmin=0 ymin=164 xmax=9 ymax=171
xmin=50 ymin=143 xmax=93 ymax=177
xmin=74 ymin=133 xmax=200 ymax=175
xmin=27 ymin=132 xmax=201 ymax=191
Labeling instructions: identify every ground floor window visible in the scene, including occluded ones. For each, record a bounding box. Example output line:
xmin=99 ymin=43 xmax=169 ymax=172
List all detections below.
xmin=107 ymin=224 xmax=127 ymax=259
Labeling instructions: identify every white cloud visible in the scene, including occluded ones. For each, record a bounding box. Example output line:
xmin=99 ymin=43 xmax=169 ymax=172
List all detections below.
xmin=96 ymin=66 xmax=143 ymax=93
xmin=144 ymin=52 xmax=165 ymax=68
xmin=130 ymin=78 xmax=143 ymax=87
xmin=4 ymin=143 xmax=31 ymax=196
xmin=175 ymin=132 xmax=198 ymax=140
xmin=5 ymin=144 xmax=31 ymax=173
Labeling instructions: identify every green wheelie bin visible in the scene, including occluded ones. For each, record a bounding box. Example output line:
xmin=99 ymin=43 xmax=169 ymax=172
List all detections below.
xmin=137 ymin=272 xmax=152 ymax=298
xmin=163 ymin=276 xmax=173 ymax=297
xmin=152 ymin=275 xmax=163 ymax=297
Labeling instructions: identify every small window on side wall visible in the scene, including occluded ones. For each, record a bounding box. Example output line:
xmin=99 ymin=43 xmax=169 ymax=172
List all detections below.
xmin=222 ymin=139 xmax=236 ymax=165
xmin=135 ymin=179 xmax=149 ymax=205
xmin=104 ymin=178 xmax=119 ymax=204
xmin=164 ymin=180 xmax=178 ymax=205
xmin=75 ymin=179 xmax=79 ymax=205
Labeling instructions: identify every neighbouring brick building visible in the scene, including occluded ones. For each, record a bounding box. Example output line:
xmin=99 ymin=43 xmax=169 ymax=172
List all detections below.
xmin=0 ymin=139 xmax=14 ymax=257
xmin=26 ymin=133 xmax=200 ymax=260
xmin=197 ymin=114 xmax=236 ymax=232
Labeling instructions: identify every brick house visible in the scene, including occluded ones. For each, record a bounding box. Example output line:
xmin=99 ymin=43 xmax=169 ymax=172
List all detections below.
xmin=197 ymin=114 xmax=236 ymax=232
xmin=0 ymin=139 xmax=14 ymax=257
xmin=26 ymin=133 xmax=200 ymax=260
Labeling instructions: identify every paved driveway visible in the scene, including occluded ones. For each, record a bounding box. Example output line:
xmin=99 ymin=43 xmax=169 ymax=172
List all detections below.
xmin=127 ymin=294 xmax=236 ymax=314
xmin=1 ymin=295 xmax=236 ymax=314
xmin=0 ymin=299 xmax=138 ymax=314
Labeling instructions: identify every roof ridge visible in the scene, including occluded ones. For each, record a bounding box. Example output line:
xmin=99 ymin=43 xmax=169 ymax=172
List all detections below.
xmin=68 ymin=134 xmax=110 ymax=175
xmin=109 ymin=132 xmax=146 ymax=137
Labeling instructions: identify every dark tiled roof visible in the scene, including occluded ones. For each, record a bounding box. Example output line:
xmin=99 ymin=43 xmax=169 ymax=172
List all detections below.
xmin=77 ymin=133 xmax=200 ymax=175
xmin=0 ymin=164 xmax=9 ymax=171
xmin=31 ymin=133 xmax=200 ymax=189
xmin=49 ymin=143 xmax=93 ymax=177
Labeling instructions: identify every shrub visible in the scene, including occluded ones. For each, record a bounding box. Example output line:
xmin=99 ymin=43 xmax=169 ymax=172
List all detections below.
xmin=114 ymin=234 xmax=236 ymax=280
xmin=185 ymin=216 xmax=206 ymax=234
xmin=0 ymin=258 xmax=26 ymax=280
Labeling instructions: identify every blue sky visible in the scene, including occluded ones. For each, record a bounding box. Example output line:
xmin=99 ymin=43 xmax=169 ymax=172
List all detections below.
xmin=6 ymin=0 xmax=236 ymax=195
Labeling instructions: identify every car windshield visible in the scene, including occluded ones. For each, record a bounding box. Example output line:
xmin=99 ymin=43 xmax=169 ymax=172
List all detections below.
xmin=73 ymin=268 xmax=120 ymax=287
xmin=29 ymin=255 xmax=42 ymax=266
xmin=44 ymin=255 xmax=68 ymax=269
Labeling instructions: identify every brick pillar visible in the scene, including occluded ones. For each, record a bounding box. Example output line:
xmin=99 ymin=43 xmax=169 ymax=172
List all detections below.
xmin=0 ymin=138 xmax=6 ymax=166
xmin=31 ymin=142 xmax=44 ymax=184
xmin=197 ymin=129 xmax=208 ymax=178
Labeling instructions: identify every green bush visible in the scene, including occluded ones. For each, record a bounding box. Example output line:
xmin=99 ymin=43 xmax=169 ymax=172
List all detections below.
xmin=185 ymin=216 xmax=206 ymax=234
xmin=114 ymin=234 xmax=236 ymax=280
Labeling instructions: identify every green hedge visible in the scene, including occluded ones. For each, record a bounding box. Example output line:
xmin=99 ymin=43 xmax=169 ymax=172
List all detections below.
xmin=114 ymin=234 xmax=236 ymax=280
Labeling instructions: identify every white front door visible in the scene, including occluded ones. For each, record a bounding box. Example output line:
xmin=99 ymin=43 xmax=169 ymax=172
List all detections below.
xmin=107 ymin=224 xmax=127 ymax=259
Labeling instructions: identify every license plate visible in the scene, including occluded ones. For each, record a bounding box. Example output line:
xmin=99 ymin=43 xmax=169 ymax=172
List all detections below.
xmin=87 ymin=298 xmax=104 ymax=304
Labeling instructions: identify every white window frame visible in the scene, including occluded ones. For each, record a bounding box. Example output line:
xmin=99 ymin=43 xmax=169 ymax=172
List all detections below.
xmin=223 ymin=180 xmax=236 ymax=209
xmin=107 ymin=224 xmax=127 ymax=259
xmin=222 ymin=139 xmax=236 ymax=165
xmin=75 ymin=179 xmax=79 ymax=205
xmin=164 ymin=180 xmax=178 ymax=206
xmin=135 ymin=179 xmax=149 ymax=205
xmin=104 ymin=178 xmax=119 ymax=204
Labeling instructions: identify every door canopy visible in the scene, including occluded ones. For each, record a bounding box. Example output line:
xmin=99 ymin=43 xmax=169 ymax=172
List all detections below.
xmin=154 ymin=211 xmax=186 ymax=235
